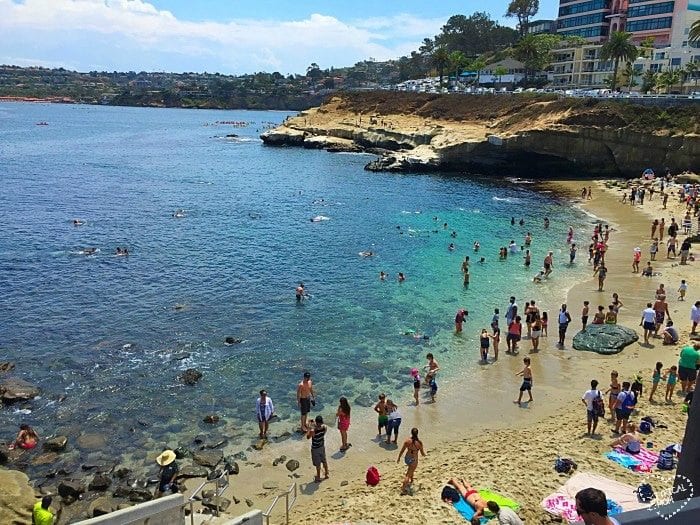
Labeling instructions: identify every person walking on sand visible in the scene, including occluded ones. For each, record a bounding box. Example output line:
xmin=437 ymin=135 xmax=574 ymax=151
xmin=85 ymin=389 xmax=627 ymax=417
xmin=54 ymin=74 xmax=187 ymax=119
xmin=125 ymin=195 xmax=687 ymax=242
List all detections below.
xmin=514 ymin=357 xmax=533 ymax=404
xmin=613 ymin=382 xmax=636 ymax=434
xmin=306 ymin=415 xmax=329 ymax=482
xmin=650 ymin=239 xmax=659 ymax=261
xmin=665 ymin=366 xmax=678 ymax=402
xmin=336 ymin=397 xmax=351 ymax=452
xmin=297 ymin=372 xmax=316 ymax=432
xmin=659 ymin=218 xmax=665 ymax=241
xmin=581 ymin=301 xmax=590 ymax=330
xmin=649 ymin=362 xmax=664 ymax=403
xmin=653 ymin=295 xmax=671 ymax=336
xmin=558 ymin=304 xmax=572 ymax=346
xmin=678 ymin=280 xmax=688 ymax=301
xmin=397 ymin=427 xmax=426 ymax=495
xmin=593 ymin=264 xmax=607 ymax=291
xmin=691 ymin=301 xmax=700 ymax=334
xmin=679 ymin=343 xmax=700 ymax=394
xmin=582 ymin=379 xmax=603 ymax=436
xmin=640 ymin=303 xmax=656 ymax=345
xmin=255 ymin=390 xmax=274 ymax=439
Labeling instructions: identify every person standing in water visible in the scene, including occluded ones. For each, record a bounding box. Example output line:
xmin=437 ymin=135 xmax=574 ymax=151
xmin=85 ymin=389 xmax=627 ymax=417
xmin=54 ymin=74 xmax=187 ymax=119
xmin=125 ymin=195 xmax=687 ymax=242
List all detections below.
xmin=295 ymin=282 xmax=305 ymax=302
xmin=397 ymin=427 xmax=426 ymax=495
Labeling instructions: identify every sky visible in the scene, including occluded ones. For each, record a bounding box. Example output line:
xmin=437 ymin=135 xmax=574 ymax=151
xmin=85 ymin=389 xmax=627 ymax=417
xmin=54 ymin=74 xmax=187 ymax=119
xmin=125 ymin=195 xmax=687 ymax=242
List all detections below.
xmin=0 ymin=0 xmax=560 ymax=75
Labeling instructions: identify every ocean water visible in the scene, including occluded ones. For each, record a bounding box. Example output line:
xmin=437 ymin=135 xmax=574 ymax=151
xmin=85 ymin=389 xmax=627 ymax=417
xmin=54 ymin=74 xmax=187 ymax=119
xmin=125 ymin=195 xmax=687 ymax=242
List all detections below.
xmin=0 ymin=102 xmax=594 ymax=471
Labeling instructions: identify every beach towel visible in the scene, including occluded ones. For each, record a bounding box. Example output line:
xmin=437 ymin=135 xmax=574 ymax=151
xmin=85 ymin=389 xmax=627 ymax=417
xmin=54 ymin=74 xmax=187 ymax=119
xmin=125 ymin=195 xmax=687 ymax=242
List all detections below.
xmin=541 ymin=471 xmax=650 ymax=523
xmin=478 ymin=489 xmax=520 ymax=516
xmin=453 ymin=496 xmax=488 ymax=524
xmin=608 ymin=446 xmax=659 ymax=472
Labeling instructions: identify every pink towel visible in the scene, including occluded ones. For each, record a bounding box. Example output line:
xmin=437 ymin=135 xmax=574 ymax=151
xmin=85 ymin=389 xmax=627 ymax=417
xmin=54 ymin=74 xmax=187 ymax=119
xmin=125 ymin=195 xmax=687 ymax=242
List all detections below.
xmin=613 ymin=446 xmax=659 ymax=472
xmin=542 ymin=494 xmax=580 ymax=523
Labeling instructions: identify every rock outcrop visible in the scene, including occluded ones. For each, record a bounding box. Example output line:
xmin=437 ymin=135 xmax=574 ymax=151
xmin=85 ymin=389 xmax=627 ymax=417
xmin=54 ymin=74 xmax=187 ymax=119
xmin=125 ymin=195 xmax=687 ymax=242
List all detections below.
xmin=0 ymin=469 xmax=35 ymax=525
xmin=0 ymin=377 xmax=40 ymax=403
xmin=572 ymin=325 xmax=639 ymax=354
xmin=261 ymin=92 xmax=700 ymax=177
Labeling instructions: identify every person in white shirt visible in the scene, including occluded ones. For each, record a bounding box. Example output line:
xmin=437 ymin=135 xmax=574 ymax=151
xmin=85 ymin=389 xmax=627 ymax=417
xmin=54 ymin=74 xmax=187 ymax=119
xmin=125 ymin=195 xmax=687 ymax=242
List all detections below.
xmin=582 ymin=379 xmax=603 ymax=436
xmin=640 ymin=302 xmax=656 ymax=345
xmin=486 ymin=501 xmax=523 ymax=525
xmin=255 ymin=390 xmax=274 ymax=439
xmin=691 ymin=300 xmax=700 ymax=335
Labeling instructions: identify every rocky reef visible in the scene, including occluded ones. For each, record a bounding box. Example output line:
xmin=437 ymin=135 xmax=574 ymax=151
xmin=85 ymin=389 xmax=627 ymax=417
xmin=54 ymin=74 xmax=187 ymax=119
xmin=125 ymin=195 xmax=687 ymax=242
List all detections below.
xmin=261 ymin=92 xmax=700 ymax=177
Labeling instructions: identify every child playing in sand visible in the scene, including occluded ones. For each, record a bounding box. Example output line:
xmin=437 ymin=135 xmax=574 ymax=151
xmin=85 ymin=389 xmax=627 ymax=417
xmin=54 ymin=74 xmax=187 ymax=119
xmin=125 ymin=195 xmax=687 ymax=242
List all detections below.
xmin=374 ymin=394 xmax=388 ymax=436
xmin=605 ymin=370 xmax=621 ymax=421
xmin=665 ymin=366 xmax=678 ymax=402
xmin=678 ymin=280 xmax=688 ymax=301
xmin=410 ymin=368 xmax=421 ymax=406
xmin=514 ymin=357 xmax=533 ymax=404
xmin=649 ymin=362 xmax=663 ymax=403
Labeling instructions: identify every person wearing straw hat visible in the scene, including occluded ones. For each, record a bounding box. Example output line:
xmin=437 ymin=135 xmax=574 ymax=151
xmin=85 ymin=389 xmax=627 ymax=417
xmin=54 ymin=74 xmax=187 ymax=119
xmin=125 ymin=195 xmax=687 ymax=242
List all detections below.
xmin=154 ymin=450 xmax=179 ymax=497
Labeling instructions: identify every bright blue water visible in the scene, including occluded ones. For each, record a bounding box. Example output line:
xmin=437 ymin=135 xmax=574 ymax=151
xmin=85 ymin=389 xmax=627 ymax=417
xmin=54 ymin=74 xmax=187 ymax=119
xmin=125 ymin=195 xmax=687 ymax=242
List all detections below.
xmin=0 ymin=102 xmax=594 ymax=469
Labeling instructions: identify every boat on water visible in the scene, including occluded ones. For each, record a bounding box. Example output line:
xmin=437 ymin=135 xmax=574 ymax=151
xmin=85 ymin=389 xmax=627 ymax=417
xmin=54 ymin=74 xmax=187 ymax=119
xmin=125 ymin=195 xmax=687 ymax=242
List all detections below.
xmin=35 ymin=121 xmax=48 ymax=126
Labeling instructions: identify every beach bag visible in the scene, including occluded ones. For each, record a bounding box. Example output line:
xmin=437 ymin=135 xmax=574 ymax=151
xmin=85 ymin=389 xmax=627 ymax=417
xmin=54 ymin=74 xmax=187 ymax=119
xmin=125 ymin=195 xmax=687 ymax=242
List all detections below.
xmin=657 ymin=451 xmax=675 ymax=470
xmin=636 ymin=483 xmax=655 ymax=503
xmin=365 ymin=466 xmax=381 ymax=486
xmin=593 ymin=391 xmax=605 ymax=418
xmin=554 ymin=457 xmax=577 ymax=474
xmin=639 ymin=421 xmax=653 ymax=434
xmin=626 ymin=440 xmax=641 ymax=454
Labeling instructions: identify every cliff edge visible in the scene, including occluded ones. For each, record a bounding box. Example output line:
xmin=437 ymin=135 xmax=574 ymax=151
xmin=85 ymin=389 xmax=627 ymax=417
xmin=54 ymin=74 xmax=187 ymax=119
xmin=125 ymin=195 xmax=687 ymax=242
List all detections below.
xmin=261 ymin=91 xmax=700 ymax=177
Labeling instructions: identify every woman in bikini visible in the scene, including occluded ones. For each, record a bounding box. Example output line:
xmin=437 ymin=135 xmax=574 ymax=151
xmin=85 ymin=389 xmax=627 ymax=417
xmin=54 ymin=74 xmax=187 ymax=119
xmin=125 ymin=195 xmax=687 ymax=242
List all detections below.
xmin=605 ymin=371 xmax=621 ymax=422
xmin=397 ymin=427 xmax=426 ymax=494
xmin=447 ymin=478 xmax=488 ymax=517
xmin=9 ymin=424 xmax=39 ymax=450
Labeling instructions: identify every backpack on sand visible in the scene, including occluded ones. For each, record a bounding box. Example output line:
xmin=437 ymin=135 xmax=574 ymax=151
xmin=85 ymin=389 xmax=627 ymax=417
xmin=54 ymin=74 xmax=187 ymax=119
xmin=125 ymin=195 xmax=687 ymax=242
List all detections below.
xmin=657 ymin=450 xmax=675 ymax=470
xmin=366 ymin=466 xmax=381 ymax=486
xmin=554 ymin=457 xmax=577 ymax=474
xmin=636 ymin=483 xmax=655 ymax=503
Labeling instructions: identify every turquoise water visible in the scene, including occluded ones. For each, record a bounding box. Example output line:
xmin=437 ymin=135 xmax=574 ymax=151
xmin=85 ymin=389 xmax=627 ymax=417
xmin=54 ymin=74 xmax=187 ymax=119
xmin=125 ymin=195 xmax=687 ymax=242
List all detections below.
xmin=0 ymin=102 xmax=594 ymax=470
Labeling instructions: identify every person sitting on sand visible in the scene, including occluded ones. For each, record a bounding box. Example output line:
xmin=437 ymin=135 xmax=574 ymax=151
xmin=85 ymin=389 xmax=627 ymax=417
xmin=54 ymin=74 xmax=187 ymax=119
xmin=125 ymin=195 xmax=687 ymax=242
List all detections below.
xmin=609 ymin=422 xmax=640 ymax=451
xmin=9 ymin=424 xmax=39 ymax=450
xmin=487 ymin=500 xmax=524 ymax=525
xmin=447 ymin=478 xmax=488 ymax=518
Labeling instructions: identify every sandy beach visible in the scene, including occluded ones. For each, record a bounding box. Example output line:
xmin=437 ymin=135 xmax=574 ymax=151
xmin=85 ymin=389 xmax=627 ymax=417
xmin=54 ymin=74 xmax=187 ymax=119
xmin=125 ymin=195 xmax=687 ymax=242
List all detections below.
xmin=188 ymin=177 xmax=698 ymax=525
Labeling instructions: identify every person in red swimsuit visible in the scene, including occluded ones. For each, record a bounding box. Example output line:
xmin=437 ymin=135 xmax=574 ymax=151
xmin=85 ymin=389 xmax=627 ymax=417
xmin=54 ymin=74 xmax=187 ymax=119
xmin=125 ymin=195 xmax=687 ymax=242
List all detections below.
xmin=9 ymin=424 xmax=38 ymax=450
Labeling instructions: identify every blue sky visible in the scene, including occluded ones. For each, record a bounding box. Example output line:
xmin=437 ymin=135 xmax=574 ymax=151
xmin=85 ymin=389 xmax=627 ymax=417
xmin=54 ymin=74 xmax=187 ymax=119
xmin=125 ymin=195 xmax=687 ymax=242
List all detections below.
xmin=0 ymin=0 xmax=560 ymax=74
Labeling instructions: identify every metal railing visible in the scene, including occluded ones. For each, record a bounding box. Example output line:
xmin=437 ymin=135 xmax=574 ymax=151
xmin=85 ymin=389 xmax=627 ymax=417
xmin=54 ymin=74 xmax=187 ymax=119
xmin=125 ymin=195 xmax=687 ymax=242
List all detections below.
xmin=262 ymin=483 xmax=297 ymax=525
xmin=187 ymin=470 xmax=230 ymax=525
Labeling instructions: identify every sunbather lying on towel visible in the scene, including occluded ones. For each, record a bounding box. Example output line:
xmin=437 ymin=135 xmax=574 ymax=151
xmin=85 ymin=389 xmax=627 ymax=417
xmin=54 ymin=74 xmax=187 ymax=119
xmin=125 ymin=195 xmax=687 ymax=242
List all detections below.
xmin=448 ymin=478 xmax=488 ymax=518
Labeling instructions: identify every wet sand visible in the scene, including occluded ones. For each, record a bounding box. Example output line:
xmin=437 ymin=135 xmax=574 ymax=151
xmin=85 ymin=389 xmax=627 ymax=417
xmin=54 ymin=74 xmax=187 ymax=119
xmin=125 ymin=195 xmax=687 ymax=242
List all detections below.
xmin=183 ymin=178 xmax=696 ymax=524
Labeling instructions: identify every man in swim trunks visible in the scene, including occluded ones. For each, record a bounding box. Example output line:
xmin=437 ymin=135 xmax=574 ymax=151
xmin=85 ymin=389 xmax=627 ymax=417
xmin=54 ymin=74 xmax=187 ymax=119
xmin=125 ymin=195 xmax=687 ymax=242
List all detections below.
xmin=448 ymin=478 xmax=488 ymax=518
xmin=374 ymin=394 xmax=388 ymax=436
xmin=543 ymin=252 xmax=553 ymax=277
xmin=297 ymin=372 xmax=316 ymax=432
xmin=424 ymin=353 xmax=440 ymax=382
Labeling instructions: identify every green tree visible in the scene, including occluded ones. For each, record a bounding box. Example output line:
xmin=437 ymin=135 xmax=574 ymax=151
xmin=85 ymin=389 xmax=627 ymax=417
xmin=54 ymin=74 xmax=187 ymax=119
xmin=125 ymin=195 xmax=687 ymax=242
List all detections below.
xmin=449 ymin=51 xmax=468 ymax=83
xmin=434 ymin=12 xmax=518 ymax=56
xmin=506 ymin=0 xmax=540 ymax=37
xmin=493 ymin=65 xmax=508 ymax=87
xmin=599 ymin=31 xmax=638 ymax=91
xmin=514 ymin=33 xmax=561 ymax=82
xmin=641 ymin=70 xmax=657 ymax=93
xmin=657 ymin=68 xmax=681 ymax=94
xmin=432 ymin=46 xmax=450 ymax=86
xmin=637 ymin=36 xmax=655 ymax=59
xmin=690 ymin=20 xmax=700 ymax=44
xmin=471 ymin=57 xmax=487 ymax=86
xmin=684 ymin=61 xmax=699 ymax=92
xmin=622 ymin=62 xmax=639 ymax=91
xmin=306 ymin=63 xmax=323 ymax=82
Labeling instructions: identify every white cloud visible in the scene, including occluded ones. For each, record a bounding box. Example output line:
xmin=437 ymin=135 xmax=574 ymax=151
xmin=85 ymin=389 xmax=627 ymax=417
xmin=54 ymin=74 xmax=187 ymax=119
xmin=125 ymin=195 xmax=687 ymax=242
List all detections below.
xmin=0 ymin=0 xmax=442 ymax=73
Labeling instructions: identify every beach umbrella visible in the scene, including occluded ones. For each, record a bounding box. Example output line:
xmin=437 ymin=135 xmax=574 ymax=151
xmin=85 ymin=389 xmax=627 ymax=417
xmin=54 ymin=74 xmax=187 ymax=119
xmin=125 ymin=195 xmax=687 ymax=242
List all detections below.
xmin=642 ymin=168 xmax=655 ymax=180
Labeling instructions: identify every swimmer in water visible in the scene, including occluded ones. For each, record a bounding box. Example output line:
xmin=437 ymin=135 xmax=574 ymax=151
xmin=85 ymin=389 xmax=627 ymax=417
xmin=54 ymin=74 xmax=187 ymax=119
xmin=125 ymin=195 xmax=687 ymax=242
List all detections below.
xmin=360 ymin=251 xmax=374 ymax=257
xmin=450 ymin=231 xmax=457 ymax=238
xmin=83 ymin=247 xmax=97 ymax=255
xmin=380 ymin=271 xmax=387 ymax=281
xmin=296 ymin=283 xmax=305 ymax=302
xmin=448 ymin=243 xmax=455 ymax=251
xmin=479 ymin=257 xmax=485 ymax=264
xmin=533 ymin=271 xmax=545 ymax=283
xmin=398 ymin=272 xmax=406 ymax=282
xmin=73 ymin=219 xmax=84 ymax=226
xmin=473 ymin=241 xmax=480 ymax=251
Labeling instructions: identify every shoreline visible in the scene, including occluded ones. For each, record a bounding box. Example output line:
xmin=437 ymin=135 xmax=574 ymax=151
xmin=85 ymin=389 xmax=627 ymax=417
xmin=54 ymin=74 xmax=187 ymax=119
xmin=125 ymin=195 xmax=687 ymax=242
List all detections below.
xmin=271 ymin=178 xmax=695 ymax=524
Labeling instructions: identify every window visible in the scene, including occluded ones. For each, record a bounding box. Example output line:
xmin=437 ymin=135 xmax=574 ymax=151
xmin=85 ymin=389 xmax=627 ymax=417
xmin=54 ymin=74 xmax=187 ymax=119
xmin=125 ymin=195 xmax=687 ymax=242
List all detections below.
xmin=558 ymin=0 xmax=610 ymax=17
xmin=671 ymin=58 xmax=681 ymax=66
xmin=560 ymin=26 xmax=609 ymax=38
xmin=654 ymin=52 xmax=666 ymax=60
xmin=627 ymin=17 xmax=672 ymax=32
xmin=558 ymin=13 xmax=607 ymax=29
xmin=627 ymin=2 xmax=674 ymax=18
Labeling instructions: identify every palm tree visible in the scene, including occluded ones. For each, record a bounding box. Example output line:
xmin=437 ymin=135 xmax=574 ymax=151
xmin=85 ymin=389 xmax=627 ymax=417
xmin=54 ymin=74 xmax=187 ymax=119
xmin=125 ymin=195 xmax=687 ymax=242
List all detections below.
xmin=472 ymin=57 xmax=487 ymax=87
xmin=657 ymin=68 xmax=681 ymax=94
xmin=448 ymin=51 xmax=468 ymax=84
xmin=493 ymin=66 xmax=509 ymax=88
xmin=690 ymin=20 xmax=700 ymax=44
xmin=684 ymin=61 xmax=699 ymax=92
xmin=432 ymin=46 xmax=450 ymax=86
xmin=641 ymin=70 xmax=658 ymax=94
xmin=600 ymin=31 xmax=638 ymax=92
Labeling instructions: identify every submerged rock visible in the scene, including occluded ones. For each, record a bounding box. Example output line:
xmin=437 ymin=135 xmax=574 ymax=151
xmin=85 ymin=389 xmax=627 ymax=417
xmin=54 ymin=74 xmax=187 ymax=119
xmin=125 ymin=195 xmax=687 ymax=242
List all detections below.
xmin=572 ymin=325 xmax=639 ymax=354
xmin=0 ymin=362 xmax=15 ymax=373
xmin=58 ymin=479 xmax=86 ymax=500
xmin=89 ymin=474 xmax=112 ymax=491
xmin=43 ymin=436 xmax=68 ymax=452
xmin=180 ymin=368 xmax=203 ymax=385
xmin=202 ymin=415 xmax=220 ymax=424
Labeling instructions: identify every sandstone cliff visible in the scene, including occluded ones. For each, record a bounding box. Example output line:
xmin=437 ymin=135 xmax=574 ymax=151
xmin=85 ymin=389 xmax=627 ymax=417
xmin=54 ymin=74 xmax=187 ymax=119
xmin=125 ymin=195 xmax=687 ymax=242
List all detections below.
xmin=261 ymin=92 xmax=700 ymax=177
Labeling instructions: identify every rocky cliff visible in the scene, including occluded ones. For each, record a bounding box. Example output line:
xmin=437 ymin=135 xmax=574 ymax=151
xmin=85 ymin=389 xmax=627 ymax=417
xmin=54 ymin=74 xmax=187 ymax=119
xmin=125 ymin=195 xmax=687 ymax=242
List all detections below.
xmin=261 ymin=92 xmax=700 ymax=177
